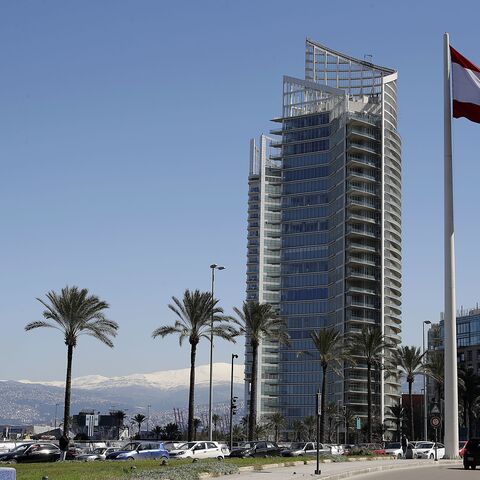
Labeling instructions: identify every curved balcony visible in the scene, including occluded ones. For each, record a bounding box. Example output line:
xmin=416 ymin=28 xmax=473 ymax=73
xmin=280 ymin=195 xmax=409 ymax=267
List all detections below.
xmin=347 ymin=183 xmax=379 ymax=197
xmin=347 ymin=197 xmax=380 ymax=211
xmin=347 ymin=213 xmax=380 ymax=225
xmin=346 ymin=241 xmax=379 ymax=253
xmin=347 ymin=155 xmax=379 ymax=170
xmin=347 ymin=285 xmax=379 ymax=296
xmin=347 ymin=169 xmax=379 ymax=183
xmin=347 ymin=141 xmax=381 ymax=156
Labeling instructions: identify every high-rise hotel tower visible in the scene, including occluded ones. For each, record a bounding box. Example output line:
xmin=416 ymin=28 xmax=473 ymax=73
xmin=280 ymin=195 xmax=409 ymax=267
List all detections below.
xmin=245 ymin=39 xmax=402 ymax=431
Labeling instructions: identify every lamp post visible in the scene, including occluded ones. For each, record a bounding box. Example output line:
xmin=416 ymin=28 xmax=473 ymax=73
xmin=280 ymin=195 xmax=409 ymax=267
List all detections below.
xmin=229 ymin=353 xmax=238 ymax=451
xmin=147 ymin=404 xmax=151 ymax=435
xmin=423 ymin=320 xmax=432 ymax=440
xmin=54 ymin=403 xmax=60 ymax=429
xmin=208 ymin=263 xmax=225 ymax=441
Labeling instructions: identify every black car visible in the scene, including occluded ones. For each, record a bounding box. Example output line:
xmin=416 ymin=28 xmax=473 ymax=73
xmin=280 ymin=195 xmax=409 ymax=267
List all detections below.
xmin=0 ymin=443 xmax=62 ymax=463
xmin=463 ymin=438 xmax=480 ymax=469
xmin=229 ymin=441 xmax=281 ymax=458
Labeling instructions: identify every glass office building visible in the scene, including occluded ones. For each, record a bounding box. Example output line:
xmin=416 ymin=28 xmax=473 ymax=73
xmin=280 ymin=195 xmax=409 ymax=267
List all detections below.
xmin=245 ymin=39 xmax=402 ymax=432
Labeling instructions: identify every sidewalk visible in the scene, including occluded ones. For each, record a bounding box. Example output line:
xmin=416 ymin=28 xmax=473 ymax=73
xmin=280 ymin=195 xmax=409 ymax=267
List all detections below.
xmin=214 ymin=458 xmax=461 ymax=480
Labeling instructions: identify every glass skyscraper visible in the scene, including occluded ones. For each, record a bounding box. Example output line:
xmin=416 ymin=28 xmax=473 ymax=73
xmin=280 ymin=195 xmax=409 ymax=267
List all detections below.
xmin=245 ymin=39 xmax=402 ymax=433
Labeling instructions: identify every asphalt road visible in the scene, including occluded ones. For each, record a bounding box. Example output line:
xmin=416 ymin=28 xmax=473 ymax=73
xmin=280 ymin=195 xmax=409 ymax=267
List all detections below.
xmin=356 ymin=464 xmax=467 ymax=479
xmin=223 ymin=459 xmax=457 ymax=480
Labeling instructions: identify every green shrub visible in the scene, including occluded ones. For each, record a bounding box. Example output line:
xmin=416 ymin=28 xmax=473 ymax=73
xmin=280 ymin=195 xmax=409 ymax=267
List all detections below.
xmin=130 ymin=460 xmax=239 ymax=480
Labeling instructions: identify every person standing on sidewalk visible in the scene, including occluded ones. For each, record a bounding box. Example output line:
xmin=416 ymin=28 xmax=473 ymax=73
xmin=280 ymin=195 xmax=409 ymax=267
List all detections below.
xmin=401 ymin=434 xmax=409 ymax=458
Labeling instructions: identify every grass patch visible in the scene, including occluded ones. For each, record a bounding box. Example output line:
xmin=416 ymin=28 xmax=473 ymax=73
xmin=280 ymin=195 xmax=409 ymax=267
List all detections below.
xmin=8 ymin=454 xmax=369 ymax=480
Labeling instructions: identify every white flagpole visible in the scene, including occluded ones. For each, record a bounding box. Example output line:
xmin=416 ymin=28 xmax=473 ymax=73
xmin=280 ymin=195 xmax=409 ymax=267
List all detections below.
xmin=443 ymin=31 xmax=459 ymax=459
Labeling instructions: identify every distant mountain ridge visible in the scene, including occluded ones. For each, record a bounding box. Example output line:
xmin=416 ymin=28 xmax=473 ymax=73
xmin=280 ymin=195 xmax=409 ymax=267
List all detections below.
xmin=0 ymin=363 xmax=244 ymax=425
xmin=17 ymin=362 xmax=244 ymax=391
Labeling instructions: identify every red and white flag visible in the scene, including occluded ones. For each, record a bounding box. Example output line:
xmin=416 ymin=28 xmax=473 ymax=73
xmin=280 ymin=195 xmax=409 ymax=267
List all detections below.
xmin=450 ymin=46 xmax=480 ymax=123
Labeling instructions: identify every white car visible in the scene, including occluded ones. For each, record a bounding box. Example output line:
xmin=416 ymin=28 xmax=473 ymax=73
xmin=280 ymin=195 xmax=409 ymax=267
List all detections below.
xmin=168 ymin=441 xmax=226 ymax=460
xmin=384 ymin=442 xmax=404 ymax=458
xmin=328 ymin=444 xmax=344 ymax=455
xmin=76 ymin=447 xmax=120 ymax=461
xmin=414 ymin=441 xmax=445 ymax=459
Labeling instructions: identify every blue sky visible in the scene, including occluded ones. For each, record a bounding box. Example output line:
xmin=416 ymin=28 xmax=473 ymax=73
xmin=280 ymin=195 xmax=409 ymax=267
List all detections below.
xmin=1 ymin=0 xmax=480 ymax=381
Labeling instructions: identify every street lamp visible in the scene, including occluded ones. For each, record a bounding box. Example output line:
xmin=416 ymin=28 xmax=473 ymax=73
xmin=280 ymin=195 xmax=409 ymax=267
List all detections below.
xmin=208 ymin=263 xmax=225 ymax=442
xmin=229 ymin=353 xmax=238 ymax=451
xmin=423 ymin=320 xmax=432 ymax=440
xmin=147 ymin=404 xmax=151 ymax=435
xmin=54 ymin=403 xmax=60 ymax=429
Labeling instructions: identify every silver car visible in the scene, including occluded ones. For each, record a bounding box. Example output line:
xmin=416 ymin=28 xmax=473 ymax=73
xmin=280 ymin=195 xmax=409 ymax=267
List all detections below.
xmin=76 ymin=447 xmax=120 ymax=461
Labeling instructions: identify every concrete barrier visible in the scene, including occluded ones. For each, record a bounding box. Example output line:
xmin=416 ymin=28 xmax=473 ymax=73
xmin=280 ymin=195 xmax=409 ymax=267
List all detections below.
xmin=0 ymin=468 xmax=16 ymax=480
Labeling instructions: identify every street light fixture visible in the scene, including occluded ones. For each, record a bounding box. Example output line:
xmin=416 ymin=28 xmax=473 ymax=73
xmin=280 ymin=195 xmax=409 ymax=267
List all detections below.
xmin=229 ymin=353 xmax=238 ymax=451
xmin=423 ymin=320 xmax=432 ymax=440
xmin=208 ymin=264 xmax=226 ymax=442
xmin=147 ymin=404 xmax=151 ymax=435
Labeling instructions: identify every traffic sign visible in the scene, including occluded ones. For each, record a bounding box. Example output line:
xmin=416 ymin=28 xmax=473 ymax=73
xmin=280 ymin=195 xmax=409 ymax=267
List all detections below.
xmin=356 ymin=417 xmax=361 ymax=430
xmin=430 ymin=416 xmax=441 ymax=428
xmin=431 ymin=404 xmax=441 ymax=415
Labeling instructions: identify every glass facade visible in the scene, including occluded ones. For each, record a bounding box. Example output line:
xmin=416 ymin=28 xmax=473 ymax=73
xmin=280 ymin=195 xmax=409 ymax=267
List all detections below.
xmin=246 ymin=40 xmax=402 ymax=432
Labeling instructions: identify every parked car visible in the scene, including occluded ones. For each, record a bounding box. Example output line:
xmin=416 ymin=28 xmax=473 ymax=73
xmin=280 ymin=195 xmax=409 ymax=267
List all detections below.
xmin=327 ymin=444 xmax=345 ymax=455
xmin=229 ymin=441 xmax=281 ymax=458
xmin=340 ymin=444 xmax=355 ymax=455
xmin=76 ymin=447 xmax=120 ymax=461
xmin=459 ymin=440 xmax=468 ymax=458
xmin=0 ymin=443 xmax=69 ymax=463
xmin=281 ymin=442 xmax=330 ymax=457
xmin=414 ymin=441 xmax=445 ymax=459
xmin=105 ymin=442 xmax=169 ymax=461
xmin=168 ymin=441 xmax=226 ymax=460
xmin=384 ymin=442 xmax=403 ymax=458
xmin=463 ymin=438 xmax=480 ymax=469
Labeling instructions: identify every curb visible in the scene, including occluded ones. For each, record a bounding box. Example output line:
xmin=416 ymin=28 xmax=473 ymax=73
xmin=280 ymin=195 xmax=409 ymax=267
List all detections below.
xmin=317 ymin=460 xmax=461 ymax=480
xmin=197 ymin=458 xmax=460 ymax=479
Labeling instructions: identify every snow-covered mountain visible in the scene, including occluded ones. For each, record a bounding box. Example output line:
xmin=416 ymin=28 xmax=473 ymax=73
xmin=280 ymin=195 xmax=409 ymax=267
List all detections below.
xmin=18 ymin=362 xmax=244 ymax=391
xmin=1 ymin=363 xmax=245 ymax=424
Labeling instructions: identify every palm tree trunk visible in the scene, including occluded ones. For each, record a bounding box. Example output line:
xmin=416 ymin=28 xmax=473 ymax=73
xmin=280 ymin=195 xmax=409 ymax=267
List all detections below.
xmin=188 ymin=342 xmax=197 ymax=441
xmin=408 ymin=380 xmax=414 ymax=440
xmin=320 ymin=364 xmax=327 ymax=442
xmin=367 ymin=362 xmax=372 ymax=443
xmin=63 ymin=344 xmax=74 ymax=438
xmin=249 ymin=341 xmax=258 ymax=441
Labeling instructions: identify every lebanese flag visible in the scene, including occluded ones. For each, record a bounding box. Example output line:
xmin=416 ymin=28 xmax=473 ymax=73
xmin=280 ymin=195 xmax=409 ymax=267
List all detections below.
xmin=450 ymin=46 xmax=480 ymax=123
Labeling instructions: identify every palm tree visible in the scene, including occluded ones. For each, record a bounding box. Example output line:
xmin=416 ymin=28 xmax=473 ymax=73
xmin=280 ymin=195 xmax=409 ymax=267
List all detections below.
xmin=325 ymin=403 xmax=341 ymax=443
xmin=346 ymin=326 xmax=393 ymax=443
xmin=193 ymin=418 xmax=202 ymax=440
xmin=302 ymin=415 xmax=316 ymax=441
xmin=25 ymin=286 xmax=118 ymax=439
xmin=343 ymin=407 xmax=356 ymax=444
xmin=394 ymin=346 xmax=424 ymax=440
xmin=292 ymin=420 xmax=306 ymax=441
xmin=306 ymin=327 xmax=351 ymax=442
xmin=458 ymin=366 xmax=480 ymax=438
xmin=232 ymin=424 xmax=244 ymax=441
xmin=153 ymin=425 xmax=163 ymax=440
xmin=164 ymin=422 xmax=181 ymax=440
xmin=152 ymin=289 xmax=237 ymax=441
xmin=254 ymin=423 xmax=267 ymax=441
xmin=424 ymin=350 xmax=444 ymax=404
xmin=212 ymin=414 xmax=220 ymax=439
xmin=265 ymin=412 xmax=286 ymax=443
xmin=233 ymin=301 xmax=289 ymax=440
xmin=133 ymin=414 xmax=146 ymax=436
xmin=388 ymin=403 xmax=405 ymax=442
xmin=113 ymin=410 xmax=127 ymax=439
